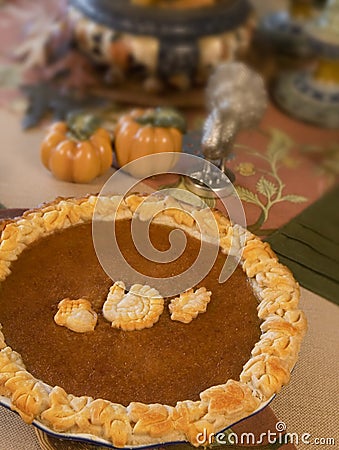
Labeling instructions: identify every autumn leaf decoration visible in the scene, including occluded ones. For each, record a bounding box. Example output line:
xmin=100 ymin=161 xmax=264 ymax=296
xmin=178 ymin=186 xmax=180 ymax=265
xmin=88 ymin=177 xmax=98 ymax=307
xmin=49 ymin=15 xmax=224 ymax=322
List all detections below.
xmin=235 ymin=129 xmax=307 ymax=236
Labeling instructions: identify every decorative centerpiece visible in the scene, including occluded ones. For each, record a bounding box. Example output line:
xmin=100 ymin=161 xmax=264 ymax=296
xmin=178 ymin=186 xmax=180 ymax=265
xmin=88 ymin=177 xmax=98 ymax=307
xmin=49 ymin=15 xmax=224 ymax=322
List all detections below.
xmin=274 ymin=0 xmax=339 ymax=128
xmin=68 ymin=0 xmax=254 ymax=91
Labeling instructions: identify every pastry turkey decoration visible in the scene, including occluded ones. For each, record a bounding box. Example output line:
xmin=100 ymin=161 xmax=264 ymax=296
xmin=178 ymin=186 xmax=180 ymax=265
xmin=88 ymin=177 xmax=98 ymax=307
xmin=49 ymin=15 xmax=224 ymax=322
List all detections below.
xmin=102 ymin=281 xmax=164 ymax=331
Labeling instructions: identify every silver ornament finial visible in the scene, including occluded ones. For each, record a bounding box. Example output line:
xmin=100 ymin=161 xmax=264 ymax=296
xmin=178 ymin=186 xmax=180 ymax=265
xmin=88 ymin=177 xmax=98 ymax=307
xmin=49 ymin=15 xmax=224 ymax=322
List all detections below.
xmin=185 ymin=62 xmax=267 ymax=198
xmin=202 ymin=62 xmax=268 ymax=167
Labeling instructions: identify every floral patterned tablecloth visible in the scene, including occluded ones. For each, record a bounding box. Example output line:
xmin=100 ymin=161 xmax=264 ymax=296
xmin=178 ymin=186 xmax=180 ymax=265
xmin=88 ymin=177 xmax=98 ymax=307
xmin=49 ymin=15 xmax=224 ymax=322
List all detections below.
xmin=162 ymin=103 xmax=338 ymax=238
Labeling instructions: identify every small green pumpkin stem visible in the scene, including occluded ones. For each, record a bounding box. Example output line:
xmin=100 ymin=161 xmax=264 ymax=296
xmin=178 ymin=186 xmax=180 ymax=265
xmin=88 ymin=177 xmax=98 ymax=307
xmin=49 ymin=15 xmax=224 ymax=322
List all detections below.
xmin=134 ymin=111 xmax=157 ymax=127
xmin=66 ymin=112 xmax=102 ymax=141
xmin=135 ymin=107 xmax=187 ymax=133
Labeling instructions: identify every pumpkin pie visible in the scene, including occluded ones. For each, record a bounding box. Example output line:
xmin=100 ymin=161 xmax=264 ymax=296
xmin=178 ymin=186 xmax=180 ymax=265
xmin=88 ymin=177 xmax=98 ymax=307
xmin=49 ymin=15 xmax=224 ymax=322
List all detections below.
xmin=0 ymin=193 xmax=306 ymax=447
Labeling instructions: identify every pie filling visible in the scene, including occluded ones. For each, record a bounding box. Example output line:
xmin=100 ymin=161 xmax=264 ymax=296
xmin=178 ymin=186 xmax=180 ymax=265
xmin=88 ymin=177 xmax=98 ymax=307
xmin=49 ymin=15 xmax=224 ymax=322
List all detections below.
xmin=0 ymin=219 xmax=260 ymax=406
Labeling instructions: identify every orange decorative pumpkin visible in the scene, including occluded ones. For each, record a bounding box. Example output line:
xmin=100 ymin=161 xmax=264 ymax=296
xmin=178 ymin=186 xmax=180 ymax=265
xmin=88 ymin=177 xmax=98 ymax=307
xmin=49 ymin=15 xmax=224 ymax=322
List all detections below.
xmin=40 ymin=115 xmax=113 ymax=184
xmin=114 ymin=107 xmax=186 ymax=178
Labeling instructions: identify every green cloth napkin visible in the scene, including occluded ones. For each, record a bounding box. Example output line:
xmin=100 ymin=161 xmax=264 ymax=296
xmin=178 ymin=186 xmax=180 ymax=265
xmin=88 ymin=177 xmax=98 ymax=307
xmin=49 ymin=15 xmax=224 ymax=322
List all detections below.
xmin=266 ymin=185 xmax=339 ymax=305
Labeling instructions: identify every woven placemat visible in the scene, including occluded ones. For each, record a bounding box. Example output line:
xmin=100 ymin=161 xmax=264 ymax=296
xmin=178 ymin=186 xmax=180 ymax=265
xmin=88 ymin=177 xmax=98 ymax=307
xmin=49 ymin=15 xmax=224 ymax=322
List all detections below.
xmin=0 ymin=407 xmax=41 ymax=450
